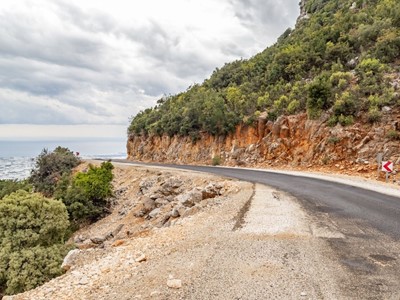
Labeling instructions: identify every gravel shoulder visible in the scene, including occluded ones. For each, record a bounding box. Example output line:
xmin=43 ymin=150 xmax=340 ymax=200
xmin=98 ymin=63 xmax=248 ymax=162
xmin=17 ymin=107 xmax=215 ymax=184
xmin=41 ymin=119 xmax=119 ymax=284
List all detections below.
xmin=6 ymin=162 xmax=382 ymax=300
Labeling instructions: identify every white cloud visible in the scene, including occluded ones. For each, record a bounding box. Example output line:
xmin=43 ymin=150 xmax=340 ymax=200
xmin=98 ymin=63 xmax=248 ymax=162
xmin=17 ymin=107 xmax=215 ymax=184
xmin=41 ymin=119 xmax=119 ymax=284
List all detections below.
xmin=0 ymin=0 xmax=299 ymax=135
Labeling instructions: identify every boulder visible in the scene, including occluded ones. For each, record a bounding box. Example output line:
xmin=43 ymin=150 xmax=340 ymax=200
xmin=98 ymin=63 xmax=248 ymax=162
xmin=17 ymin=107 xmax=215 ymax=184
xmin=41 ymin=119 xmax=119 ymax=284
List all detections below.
xmin=148 ymin=208 xmax=161 ymax=219
xmin=61 ymin=249 xmax=80 ymax=271
xmin=202 ymin=182 xmax=223 ymax=199
xmin=139 ymin=178 xmax=157 ymax=194
xmin=171 ymin=207 xmax=180 ymax=218
xmin=74 ymin=235 xmax=87 ymax=244
xmin=112 ymin=224 xmax=125 ymax=237
xmin=176 ymin=190 xmax=202 ymax=207
xmin=155 ymin=198 xmax=169 ymax=207
xmin=159 ymin=177 xmax=183 ymax=196
xmin=135 ymin=197 xmax=156 ymax=217
xmin=90 ymin=236 xmax=106 ymax=244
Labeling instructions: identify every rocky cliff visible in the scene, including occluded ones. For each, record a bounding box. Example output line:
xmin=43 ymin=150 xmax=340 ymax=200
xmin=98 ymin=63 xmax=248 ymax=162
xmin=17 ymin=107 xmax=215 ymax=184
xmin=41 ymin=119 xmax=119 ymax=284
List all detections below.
xmin=127 ymin=107 xmax=400 ymax=176
xmin=127 ymin=0 xmax=400 ymax=178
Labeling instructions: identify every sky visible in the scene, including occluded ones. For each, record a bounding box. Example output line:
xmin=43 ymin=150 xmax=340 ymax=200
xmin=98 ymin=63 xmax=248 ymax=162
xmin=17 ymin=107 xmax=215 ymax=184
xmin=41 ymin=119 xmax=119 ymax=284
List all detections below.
xmin=0 ymin=0 xmax=299 ymax=140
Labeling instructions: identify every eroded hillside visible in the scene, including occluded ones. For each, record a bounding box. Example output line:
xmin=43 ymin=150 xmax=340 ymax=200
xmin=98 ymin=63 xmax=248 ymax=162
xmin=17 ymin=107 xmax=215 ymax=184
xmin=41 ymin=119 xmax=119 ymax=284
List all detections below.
xmin=127 ymin=0 xmax=400 ymax=174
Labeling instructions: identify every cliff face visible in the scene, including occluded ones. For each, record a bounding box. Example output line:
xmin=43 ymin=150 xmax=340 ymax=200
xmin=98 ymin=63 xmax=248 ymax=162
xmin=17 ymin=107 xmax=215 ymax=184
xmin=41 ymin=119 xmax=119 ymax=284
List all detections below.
xmin=127 ymin=108 xmax=400 ymax=173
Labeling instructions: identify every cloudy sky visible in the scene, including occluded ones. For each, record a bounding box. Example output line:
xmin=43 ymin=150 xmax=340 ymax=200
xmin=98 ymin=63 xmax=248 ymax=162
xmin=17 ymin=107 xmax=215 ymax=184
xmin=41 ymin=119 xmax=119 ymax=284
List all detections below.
xmin=0 ymin=0 xmax=299 ymax=139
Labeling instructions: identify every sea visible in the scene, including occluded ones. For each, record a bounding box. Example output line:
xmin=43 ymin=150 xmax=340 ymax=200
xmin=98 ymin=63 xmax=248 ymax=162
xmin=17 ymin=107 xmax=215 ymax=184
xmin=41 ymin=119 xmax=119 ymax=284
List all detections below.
xmin=0 ymin=138 xmax=127 ymax=180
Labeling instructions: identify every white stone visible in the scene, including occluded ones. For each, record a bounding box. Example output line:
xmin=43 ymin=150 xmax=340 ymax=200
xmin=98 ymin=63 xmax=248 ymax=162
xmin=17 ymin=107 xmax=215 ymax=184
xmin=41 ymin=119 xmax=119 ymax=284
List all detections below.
xmin=167 ymin=279 xmax=182 ymax=289
xmin=135 ymin=253 xmax=147 ymax=262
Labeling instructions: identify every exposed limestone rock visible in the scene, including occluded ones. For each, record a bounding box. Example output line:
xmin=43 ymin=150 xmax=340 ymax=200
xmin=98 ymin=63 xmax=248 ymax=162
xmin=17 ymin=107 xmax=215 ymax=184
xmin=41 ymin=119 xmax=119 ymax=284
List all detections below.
xmin=61 ymin=249 xmax=80 ymax=271
xmin=135 ymin=197 xmax=156 ymax=217
xmin=202 ymin=182 xmax=223 ymax=199
xmin=176 ymin=190 xmax=202 ymax=207
xmin=148 ymin=208 xmax=161 ymax=219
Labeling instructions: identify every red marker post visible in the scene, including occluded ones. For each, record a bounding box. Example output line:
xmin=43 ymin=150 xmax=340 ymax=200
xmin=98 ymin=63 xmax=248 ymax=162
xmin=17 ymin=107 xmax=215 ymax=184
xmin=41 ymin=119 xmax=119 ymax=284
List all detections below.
xmin=382 ymin=161 xmax=393 ymax=183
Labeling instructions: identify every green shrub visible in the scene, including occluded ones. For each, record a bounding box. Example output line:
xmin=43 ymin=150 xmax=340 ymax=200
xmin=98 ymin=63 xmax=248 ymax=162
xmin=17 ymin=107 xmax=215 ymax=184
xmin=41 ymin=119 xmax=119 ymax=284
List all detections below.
xmin=30 ymin=147 xmax=80 ymax=197
xmin=367 ymin=107 xmax=382 ymax=123
xmin=338 ymin=114 xmax=354 ymax=126
xmin=307 ymin=76 xmax=332 ymax=119
xmin=333 ymin=92 xmax=356 ymax=116
xmin=327 ymin=115 xmax=338 ymax=127
xmin=386 ymin=130 xmax=400 ymax=140
xmin=212 ymin=156 xmax=222 ymax=166
xmin=56 ymin=162 xmax=114 ymax=222
xmin=0 ymin=190 xmax=70 ymax=295
xmin=0 ymin=180 xmax=31 ymax=200
xmin=287 ymin=99 xmax=300 ymax=114
xmin=329 ymin=71 xmax=353 ymax=89
xmin=321 ymin=155 xmax=330 ymax=165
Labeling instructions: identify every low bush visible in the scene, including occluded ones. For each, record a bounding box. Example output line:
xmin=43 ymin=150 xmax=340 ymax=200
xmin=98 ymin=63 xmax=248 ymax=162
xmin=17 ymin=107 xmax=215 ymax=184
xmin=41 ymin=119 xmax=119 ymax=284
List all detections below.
xmin=0 ymin=180 xmax=31 ymax=200
xmin=0 ymin=190 xmax=70 ymax=295
xmin=367 ymin=107 xmax=382 ymax=123
xmin=212 ymin=156 xmax=222 ymax=166
xmin=386 ymin=130 xmax=400 ymax=140
xmin=55 ymin=162 xmax=114 ymax=223
xmin=338 ymin=114 xmax=354 ymax=126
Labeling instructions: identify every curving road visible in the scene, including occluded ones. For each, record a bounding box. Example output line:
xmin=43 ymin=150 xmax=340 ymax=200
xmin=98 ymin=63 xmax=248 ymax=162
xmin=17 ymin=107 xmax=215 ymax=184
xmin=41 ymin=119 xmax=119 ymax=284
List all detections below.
xmin=112 ymin=160 xmax=400 ymax=239
xmin=107 ymin=159 xmax=400 ymax=298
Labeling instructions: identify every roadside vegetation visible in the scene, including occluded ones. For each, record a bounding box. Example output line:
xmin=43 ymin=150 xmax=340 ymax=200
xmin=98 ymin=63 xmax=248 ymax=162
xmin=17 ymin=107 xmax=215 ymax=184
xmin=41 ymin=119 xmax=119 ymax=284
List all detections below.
xmin=128 ymin=0 xmax=400 ymax=138
xmin=0 ymin=148 xmax=114 ymax=296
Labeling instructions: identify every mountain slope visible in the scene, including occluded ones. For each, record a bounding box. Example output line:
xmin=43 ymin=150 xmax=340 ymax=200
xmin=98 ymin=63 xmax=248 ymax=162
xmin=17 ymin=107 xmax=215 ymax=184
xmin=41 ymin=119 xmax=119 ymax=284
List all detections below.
xmin=127 ymin=0 xmax=400 ymax=173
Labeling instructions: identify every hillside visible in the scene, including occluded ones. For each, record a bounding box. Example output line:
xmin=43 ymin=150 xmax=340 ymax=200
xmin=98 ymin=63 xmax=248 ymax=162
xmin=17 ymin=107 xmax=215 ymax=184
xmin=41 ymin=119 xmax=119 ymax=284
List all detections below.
xmin=127 ymin=0 xmax=400 ymax=173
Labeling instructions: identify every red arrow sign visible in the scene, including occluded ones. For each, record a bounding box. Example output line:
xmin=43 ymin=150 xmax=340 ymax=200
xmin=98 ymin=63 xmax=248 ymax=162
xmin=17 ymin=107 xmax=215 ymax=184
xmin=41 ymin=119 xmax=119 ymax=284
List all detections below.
xmin=382 ymin=161 xmax=393 ymax=172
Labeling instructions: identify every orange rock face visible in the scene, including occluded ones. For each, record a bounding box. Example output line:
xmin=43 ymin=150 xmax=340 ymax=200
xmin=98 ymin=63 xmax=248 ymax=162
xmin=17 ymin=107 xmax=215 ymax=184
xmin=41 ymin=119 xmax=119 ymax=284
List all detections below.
xmin=127 ymin=110 xmax=400 ymax=177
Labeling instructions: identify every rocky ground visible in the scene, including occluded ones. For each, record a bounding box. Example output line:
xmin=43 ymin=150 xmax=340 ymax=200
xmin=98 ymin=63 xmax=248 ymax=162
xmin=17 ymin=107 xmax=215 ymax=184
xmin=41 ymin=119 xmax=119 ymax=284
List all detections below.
xmin=4 ymin=161 xmax=399 ymax=299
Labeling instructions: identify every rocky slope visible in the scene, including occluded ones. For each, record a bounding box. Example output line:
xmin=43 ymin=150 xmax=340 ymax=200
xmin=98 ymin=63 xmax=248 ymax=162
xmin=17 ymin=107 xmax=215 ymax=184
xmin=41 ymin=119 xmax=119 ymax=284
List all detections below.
xmin=3 ymin=162 xmax=243 ymax=300
xmin=127 ymin=107 xmax=400 ymax=179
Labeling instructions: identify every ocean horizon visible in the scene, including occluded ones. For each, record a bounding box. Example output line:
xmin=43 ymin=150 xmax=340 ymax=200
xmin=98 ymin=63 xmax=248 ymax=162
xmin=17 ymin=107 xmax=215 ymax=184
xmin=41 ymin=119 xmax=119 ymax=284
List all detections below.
xmin=0 ymin=138 xmax=127 ymax=180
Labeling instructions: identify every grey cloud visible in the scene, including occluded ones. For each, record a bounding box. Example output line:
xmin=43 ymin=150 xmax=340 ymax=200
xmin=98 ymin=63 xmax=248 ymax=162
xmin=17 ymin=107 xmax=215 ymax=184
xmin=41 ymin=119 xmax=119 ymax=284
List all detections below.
xmin=0 ymin=0 xmax=299 ymax=126
xmin=54 ymin=0 xmax=117 ymax=34
xmin=0 ymin=8 xmax=105 ymax=71
xmin=229 ymin=0 xmax=299 ymax=44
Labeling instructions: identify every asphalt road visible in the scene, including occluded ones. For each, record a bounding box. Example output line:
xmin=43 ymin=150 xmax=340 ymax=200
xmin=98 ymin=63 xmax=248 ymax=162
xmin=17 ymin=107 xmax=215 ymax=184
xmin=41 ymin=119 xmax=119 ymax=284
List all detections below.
xmin=107 ymin=159 xmax=400 ymax=298
xmin=112 ymin=160 xmax=400 ymax=240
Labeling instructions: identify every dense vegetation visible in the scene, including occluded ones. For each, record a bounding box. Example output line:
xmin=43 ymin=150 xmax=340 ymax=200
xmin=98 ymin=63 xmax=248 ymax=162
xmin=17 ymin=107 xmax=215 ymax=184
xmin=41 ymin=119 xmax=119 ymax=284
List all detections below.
xmin=0 ymin=179 xmax=31 ymax=199
xmin=128 ymin=0 xmax=400 ymax=138
xmin=55 ymin=161 xmax=114 ymax=223
xmin=0 ymin=149 xmax=114 ymax=296
xmin=30 ymin=147 xmax=81 ymax=197
xmin=0 ymin=191 xmax=70 ymax=295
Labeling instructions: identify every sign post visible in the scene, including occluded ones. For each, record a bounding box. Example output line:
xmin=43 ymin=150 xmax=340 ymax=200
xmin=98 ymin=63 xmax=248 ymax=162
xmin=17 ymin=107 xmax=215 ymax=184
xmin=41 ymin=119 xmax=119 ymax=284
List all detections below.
xmin=377 ymin=152 xmax=383 ymax=177
xmin=382 ymin=161 xmax=393 ymax=183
